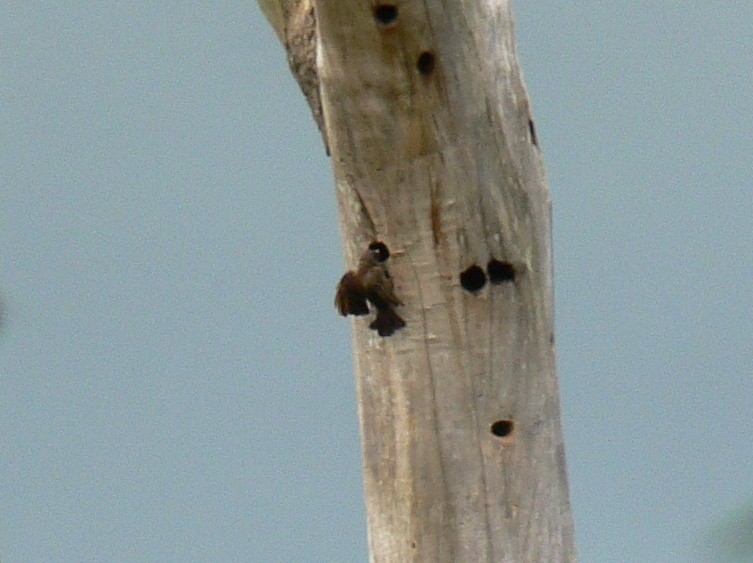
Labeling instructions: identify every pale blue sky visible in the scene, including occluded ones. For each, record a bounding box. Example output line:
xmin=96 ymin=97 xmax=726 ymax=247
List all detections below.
xmin=2 ymin=2 xmax=752 ymax=562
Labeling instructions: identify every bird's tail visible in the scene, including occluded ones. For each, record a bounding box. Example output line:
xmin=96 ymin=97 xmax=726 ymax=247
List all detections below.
xmin=369 ymin=307 xmax=406 ymax=337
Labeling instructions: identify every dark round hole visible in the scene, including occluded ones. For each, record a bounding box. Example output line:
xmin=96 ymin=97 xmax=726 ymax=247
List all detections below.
xmin=368 ymin=240 xmax=390 ymax=262
xmin=491 ymin=420 xmax=514 ymax=438
xmin=374 ymin=4 xmax=398 ymax=25
xmin=416 ymin=51 xmax=435 ymax=75
xmin=487 ymin=259 xmax=516 ymax=284
xmin=460 ymin=265 xmax=486 ymax=293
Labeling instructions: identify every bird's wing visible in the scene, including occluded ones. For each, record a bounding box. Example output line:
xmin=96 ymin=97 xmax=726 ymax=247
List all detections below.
xmin=335 ymin=272 xmax=370 ymax=316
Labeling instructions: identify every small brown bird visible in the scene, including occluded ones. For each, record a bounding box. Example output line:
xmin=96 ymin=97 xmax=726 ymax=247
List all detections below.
xmin=335 ymin=241 xmax=406 ymax=337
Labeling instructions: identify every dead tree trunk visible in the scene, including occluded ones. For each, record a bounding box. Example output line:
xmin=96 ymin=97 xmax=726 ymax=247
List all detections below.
xmin=257 ymin=1 xmax=576 ymax=560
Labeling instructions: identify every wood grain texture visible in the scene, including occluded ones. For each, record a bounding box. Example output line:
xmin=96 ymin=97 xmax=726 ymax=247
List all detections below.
xmin=258 ymin=1 xmax=576 ymax=561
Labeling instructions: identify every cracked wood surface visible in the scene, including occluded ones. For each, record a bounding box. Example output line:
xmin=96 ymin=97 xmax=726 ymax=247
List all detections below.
xmin=257 ymin=1 xmax=576 ymax=561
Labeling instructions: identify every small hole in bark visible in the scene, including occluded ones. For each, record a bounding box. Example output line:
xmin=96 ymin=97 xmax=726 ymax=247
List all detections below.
xmin=373 ymin=4 xmax=398 ymax=25
xmin=528 ymin=118 xmax=538 ymax=146
xmin=416 ymin=51 xmax=435 ymax=75
xmin=460 ymin=265 xmax=486 ymax=293
xmin=487 ymin=259 xmax=516 ymax=284
xmin=491 ymin=420 xmax=514 ymax=438
xmin=367 ymin=241 xmax=390 ymax=262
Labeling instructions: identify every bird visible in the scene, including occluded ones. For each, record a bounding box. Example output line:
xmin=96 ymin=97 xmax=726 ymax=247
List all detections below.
xmin=335 ymin=241 xmax=406 ymax=337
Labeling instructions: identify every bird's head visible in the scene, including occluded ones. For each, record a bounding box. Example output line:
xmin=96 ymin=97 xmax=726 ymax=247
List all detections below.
xmin=367 ymin=241 xmax=390 ymax=264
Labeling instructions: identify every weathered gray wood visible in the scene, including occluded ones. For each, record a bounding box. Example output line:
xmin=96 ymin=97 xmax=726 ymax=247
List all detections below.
xmin=257 ymin=1 xmax=576 ymax=561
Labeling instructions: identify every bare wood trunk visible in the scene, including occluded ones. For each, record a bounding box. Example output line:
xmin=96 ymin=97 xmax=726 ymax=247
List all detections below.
xmin=257 ymin=1 xmax=576 ymax=561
